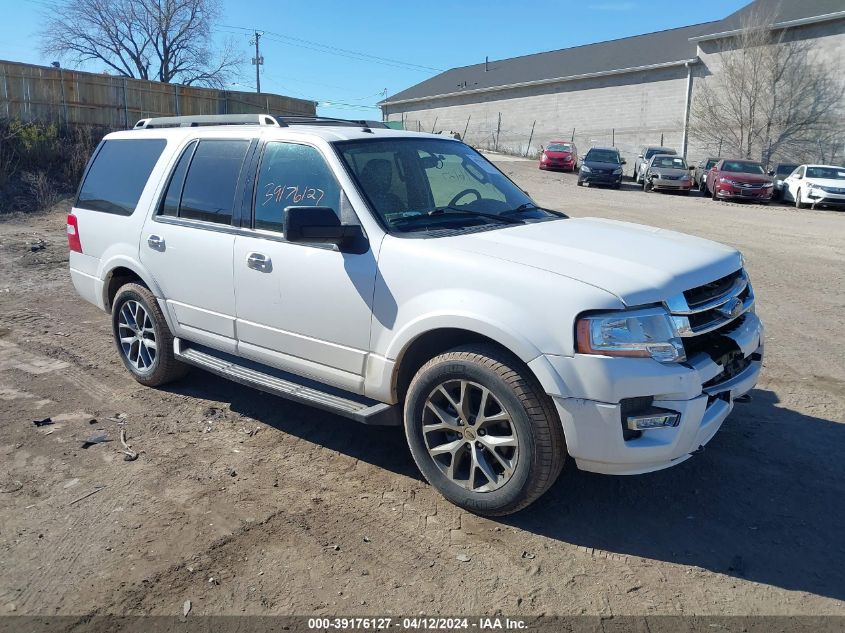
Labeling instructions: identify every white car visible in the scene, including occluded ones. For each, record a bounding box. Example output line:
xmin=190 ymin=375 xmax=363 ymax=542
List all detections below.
xmin=68 ymin=114 xmax=763 ymax=515
xmin=783 ymin=164 xmax=845 ymax=209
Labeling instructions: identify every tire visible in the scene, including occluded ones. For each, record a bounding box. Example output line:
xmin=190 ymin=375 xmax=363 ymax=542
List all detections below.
xmin=795 ymin=188 xmax=807 ymax=209
xmin=634 ymin=166 xmax=641 ymax=184
xmin=403 ymin=344 xmax=566 ymax=516
xmin=576 ymin=179 xmax=583 ymax=187
xmin=699 ymin=178 xmax=706 ymax=193
xmin=111 ymin=283 xmax=188 ymax=387
xmin=643 ymin=177 xmax=651 ymax=192
xmin=711 ymin=183 xmax=719 ymax=200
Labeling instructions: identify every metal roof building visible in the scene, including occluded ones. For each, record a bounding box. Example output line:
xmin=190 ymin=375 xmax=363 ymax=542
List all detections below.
xmin=379 ymin=0 xmax=845 ymax=164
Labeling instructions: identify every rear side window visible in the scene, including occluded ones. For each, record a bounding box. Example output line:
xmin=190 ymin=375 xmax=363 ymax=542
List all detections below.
xmin=76 ymin=139 xmax=166 ymax=215
xmin=178 ymin=139 xmax=250 ymax=225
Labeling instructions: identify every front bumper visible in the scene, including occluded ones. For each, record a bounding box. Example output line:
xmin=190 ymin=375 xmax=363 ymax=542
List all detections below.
xmin=806 ymin=189 xmax=845 ymax=206
xmin=540 ymin=159 xmax=575 ymax=171
xmin=652 ymin=177 xmax=693 ymax=191
xmin=715 ymin=184 xmax=773 ymax=201
xmin=534 ymin=311 xmax=764 ymax=475
xmin=580 ymin=172 xmax=622 ymax=185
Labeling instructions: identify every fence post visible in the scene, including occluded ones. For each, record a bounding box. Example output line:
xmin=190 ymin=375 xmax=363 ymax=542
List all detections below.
xmin=58 ymin=68 xmax=68 ymax=128
xmin=660 ymin=132 xmax=664 ymax=146
xmin=571 ymin=127 xmax=575 ymax=142
xmin=122 ymin=78 xmax=129 ymax=128
xmin=495 ymin=112 xmax=501 ymax=152
xmin=174 ymin=84 xmax=180 ymax=116
xmin=463 ymin=115 xmax=471 ymax=141
xmin=612 ymin=128 xmax=615 ymax=147
xmin=526 ymin=120 xmax=536 ymax=157
xmin=431 ymin=116 xmax=438 ymax=133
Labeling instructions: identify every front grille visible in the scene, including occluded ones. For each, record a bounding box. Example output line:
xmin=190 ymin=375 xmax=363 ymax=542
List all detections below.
xmin=684 ymin=269 xmax=742 ymax=309
xmin=667 ymin=268 xmax=753 ymax=337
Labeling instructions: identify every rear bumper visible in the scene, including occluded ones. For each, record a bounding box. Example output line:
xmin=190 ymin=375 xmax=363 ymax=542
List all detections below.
xmin=536 ymin=312 xmax=764 ymax=475
xmin=70 ymin=267 xmax=107 ymax=311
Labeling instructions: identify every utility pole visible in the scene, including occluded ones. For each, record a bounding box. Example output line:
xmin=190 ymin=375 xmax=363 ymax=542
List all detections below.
xmin=251 ymin=31 xmax=264 ymax=93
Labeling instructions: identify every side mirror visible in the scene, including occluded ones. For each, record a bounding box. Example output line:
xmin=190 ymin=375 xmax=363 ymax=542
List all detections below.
xmin=284 ymin=206 xmax=363 ymax=248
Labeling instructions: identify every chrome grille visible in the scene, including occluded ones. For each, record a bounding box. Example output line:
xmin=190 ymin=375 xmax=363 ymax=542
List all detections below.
xmin=665 ymin=269 xmax=754 ymax=337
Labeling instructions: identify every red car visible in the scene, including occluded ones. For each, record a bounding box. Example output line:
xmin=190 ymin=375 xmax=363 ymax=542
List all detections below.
xmin=539 ymin=141 xmax=578 ymax=172
xmin=707 ymin=159 xmax=774 ymax=203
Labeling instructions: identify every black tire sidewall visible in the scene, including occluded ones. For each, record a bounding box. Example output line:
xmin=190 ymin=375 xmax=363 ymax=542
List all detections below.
xmin=404 ymin=357 xmax=537 ymax=515
xmin=111 ymin=286 xmax=164 ymax=381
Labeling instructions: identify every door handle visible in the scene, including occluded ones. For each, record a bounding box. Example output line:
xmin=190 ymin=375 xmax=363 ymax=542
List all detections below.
xmin=246 ymin=252 xmax=272 ymax=272
xmin=147 ymin=234 xmax=165 ymax=251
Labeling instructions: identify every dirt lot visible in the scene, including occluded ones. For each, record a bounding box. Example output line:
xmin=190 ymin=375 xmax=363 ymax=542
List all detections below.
xmin=1 ymin=155 xmax=844 ymax=619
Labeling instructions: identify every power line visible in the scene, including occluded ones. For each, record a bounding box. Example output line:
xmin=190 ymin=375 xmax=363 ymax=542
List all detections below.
xmin=218 ymin=24 xmax=443 ymax=73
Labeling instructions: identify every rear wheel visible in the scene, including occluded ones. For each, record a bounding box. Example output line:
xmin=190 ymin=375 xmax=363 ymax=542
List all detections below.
xmin=112 ymin=283 xmax=188 ymax=387
xmin=403 ymin=345 xmax=566 ymax=516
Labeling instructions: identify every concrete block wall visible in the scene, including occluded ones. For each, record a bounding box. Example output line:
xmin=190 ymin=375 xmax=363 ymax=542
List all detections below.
xmin=383 ymin=65 xmax=692 ymax=172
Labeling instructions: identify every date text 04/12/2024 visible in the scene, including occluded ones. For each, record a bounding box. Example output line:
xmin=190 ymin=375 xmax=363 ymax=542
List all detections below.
xmin=307 ymin=617 xmax=528 ymax=630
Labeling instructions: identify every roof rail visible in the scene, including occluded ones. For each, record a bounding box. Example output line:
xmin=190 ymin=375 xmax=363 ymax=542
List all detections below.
xmin=276 ymin=116 xmax=389 ymax=129
xmin=133 ymin=114 xmax=282 ymax=129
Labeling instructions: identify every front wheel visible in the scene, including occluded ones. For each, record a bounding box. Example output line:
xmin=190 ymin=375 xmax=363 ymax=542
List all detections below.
xmin=795 ymin=188 xmax=807 ymax=209
xmin=403 ymin=345 xmax=566 ymax=516
xmin=112 ymin=283 xmax=188 ymax=387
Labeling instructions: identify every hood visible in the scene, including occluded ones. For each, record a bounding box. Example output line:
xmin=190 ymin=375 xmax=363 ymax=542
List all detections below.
xmin=651 ymin=167 xmax=690 ymax=177
xmin=440 ymin=218 xmax=741 ymax=306
xmin=583 ymin=160 xmax=622 ymax=170
xmin=544 ymin=150 xmax=573 ymax=158
xmin=805 ymin=177 xmax=845 ymax=189
xmin=720 ymin=172 xmax=772 ymax=184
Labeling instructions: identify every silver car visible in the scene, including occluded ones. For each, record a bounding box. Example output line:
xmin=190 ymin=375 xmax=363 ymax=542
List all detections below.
xmin=642 ymin=154 xmax=694 ymax=194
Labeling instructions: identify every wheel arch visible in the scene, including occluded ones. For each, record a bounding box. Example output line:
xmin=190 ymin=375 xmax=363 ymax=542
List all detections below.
xmin=99 ymin=257 xmax=162 ymax=311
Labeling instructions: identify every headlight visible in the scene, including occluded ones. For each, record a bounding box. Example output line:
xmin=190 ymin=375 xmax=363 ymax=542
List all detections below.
xmin=807 ymin=183 xmax=818 ymax=189
xmin=613 ymin=168 xmax=623 ymax=175
xmin=581 ymin=165 xmax=592 ymax=173
xmin=576 ymin=307 xmax=686 ymax=363
xmin=720 ymin=177 xmax=739 ymax=185
xmin=541 ymin=153 xmax=548 ymax=161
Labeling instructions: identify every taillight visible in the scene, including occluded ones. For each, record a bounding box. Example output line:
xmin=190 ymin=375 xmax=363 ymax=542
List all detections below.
xmin=67 ymin=213 xmax=82 ymax=253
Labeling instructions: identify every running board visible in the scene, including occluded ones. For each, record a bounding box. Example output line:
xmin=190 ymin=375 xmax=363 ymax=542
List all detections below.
xmin=174 ymin=339 xmax=400 ymax=426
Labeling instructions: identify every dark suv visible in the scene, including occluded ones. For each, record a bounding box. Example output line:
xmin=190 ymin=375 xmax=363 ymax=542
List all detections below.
xmin=577 ymin=147 xmax=625 ymax=188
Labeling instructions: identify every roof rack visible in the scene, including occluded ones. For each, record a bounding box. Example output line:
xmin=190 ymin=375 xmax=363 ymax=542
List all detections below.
xmin=276 ymin=116 xmax=389 ymax=129
xmin=133 ymin=114 xmax=281 ymax=129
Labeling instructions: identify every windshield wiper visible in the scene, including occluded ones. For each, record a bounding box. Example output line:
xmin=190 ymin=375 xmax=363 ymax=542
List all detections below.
xmin=503 ymin=202 xmax=568 ymax=218
xmin=391 ymin=207 xmax=524 ymax=228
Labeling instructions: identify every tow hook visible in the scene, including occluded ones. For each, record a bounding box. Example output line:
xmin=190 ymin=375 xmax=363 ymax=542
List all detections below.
xmin=734 ymin=394 xmax=752 ymax=404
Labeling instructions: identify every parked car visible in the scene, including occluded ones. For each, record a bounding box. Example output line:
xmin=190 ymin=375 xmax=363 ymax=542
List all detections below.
xmin=769 ymin=163 xmax=799 ymax=200
xmin=539 ymin=141 xmax=578 ymax=172
xmin=707 ymin=159 xmax=774 ymax=203
xmin=634 ymin=146 xmax=677 ymax=184
xmin=68 ymin=114 xmax=762 ymax=516
xmin=694 ymin=157 xmax=720 ymax=192
xmin=782 ymin=164 xmax=845 ymax=209
xmin=577 ymin=147 xmax=625 ymax=188
xmin=642 ymin=154 xmax=694 ymax=194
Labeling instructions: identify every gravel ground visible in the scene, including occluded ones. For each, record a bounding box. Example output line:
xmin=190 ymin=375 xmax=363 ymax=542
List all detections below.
xmin=0 ymin=155 xmax=843 ymax=619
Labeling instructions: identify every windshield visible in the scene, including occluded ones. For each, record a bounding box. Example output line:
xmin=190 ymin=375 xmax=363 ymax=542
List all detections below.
xmin=722 ymin=161 xmax=765 ymax=175
xmin=646 ymin=148 xmax=675 ymax=159
xmin=336 ymin=138 xmax=558 ymax=233
xmin=705 ymin=158 xmax=718 ymax=169
xmin=775 ymin=164 xmax=799 ymax=177
xmin=546 ymin=143 xmax=573 ymax=152
xmin=653 ymin=156 xmax=687 ymax=169
xmin=806 ymin=166 xmax=845 ymax=180
xmin=585 ymin=149 xmax=621 ymax=164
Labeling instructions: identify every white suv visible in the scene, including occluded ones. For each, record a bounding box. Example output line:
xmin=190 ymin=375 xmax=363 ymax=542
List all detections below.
xmin=68 ymin=114 xmax=763 ymax=515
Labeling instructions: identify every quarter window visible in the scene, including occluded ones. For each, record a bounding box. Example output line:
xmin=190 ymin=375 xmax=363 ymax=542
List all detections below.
xmin=254 ymin=142 xmax=341 ymax=232
xmin=177 ymin=139 xmax=250 ymax=225
xmin=76 ymin=139 xmax=166 ymax=215
xmin=159 ymin=141 xmax=197 ymax=217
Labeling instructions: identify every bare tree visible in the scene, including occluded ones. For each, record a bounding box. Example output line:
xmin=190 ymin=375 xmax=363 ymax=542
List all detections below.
xmin=689 ymin=7 xmax=844 ymax=166
xmin=41 ymin=0 xmax=241 ymax=88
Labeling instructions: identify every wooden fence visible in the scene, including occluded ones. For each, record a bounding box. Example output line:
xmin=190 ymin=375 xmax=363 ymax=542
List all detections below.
xmin=0 ymin=59 xmax=316 ymax=129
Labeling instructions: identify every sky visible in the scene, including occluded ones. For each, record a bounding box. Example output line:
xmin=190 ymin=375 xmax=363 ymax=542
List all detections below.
xmin=2 ymin=0 xmax=750 ymax=120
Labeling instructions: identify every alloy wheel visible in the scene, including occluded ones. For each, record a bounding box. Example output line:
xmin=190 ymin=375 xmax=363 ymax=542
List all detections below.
xmin=117 ymin=300 xmax=157 ymax=372
xmin=421 ymin=379 xmax=519 ymax=492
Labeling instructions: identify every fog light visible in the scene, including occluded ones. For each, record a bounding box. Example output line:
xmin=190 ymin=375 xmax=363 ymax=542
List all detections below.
xmin=626 ymin=410 xmax=680 ymax=431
